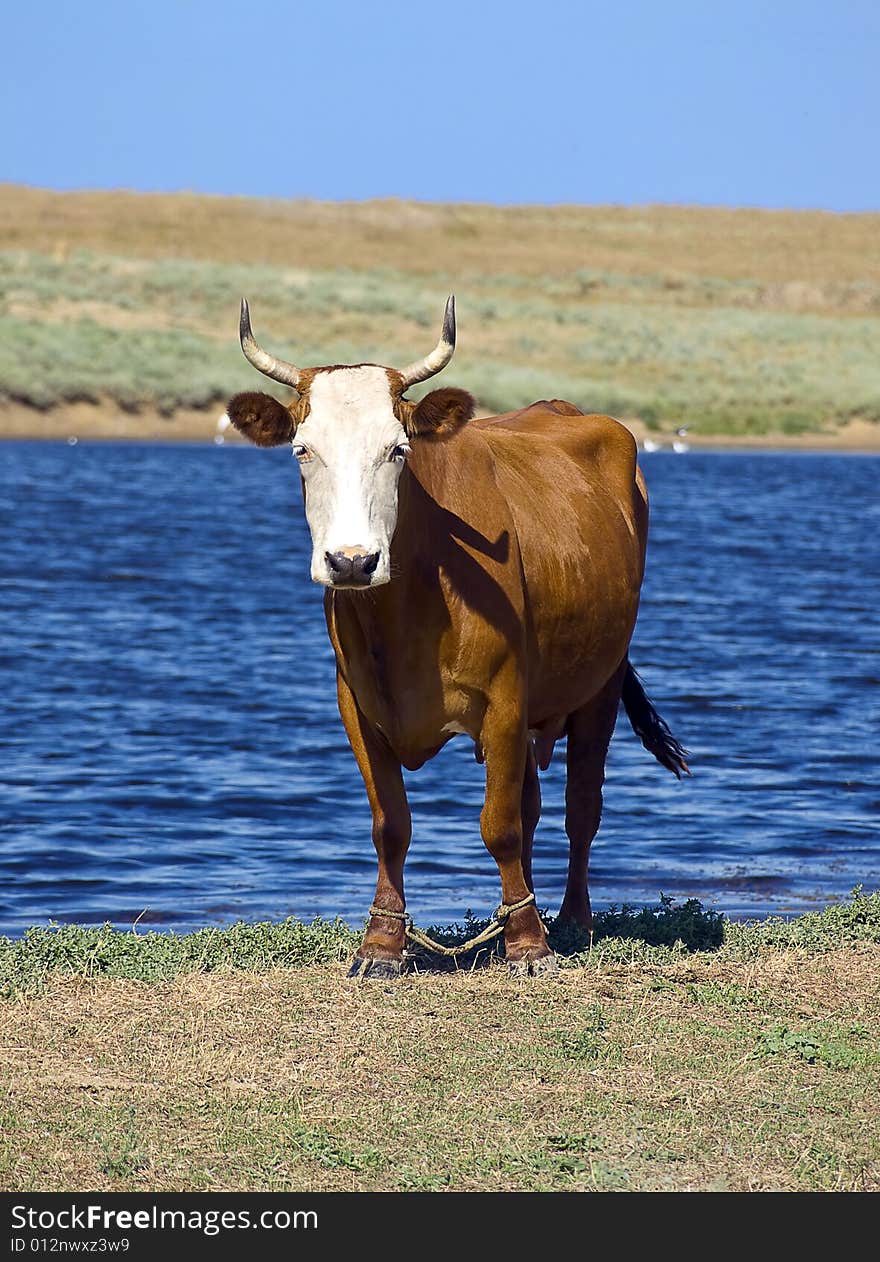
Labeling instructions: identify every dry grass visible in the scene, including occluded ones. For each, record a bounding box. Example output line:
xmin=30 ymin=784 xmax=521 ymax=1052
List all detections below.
xmin=3 ymin=184 xmax=879 ymax=287
xmin=2 ymin=946 xmax=877 ymax=1192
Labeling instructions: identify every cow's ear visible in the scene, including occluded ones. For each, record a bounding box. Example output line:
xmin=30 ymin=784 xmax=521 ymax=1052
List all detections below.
xmin=225 ymin=392 xmax=294 ymax=447
xmin=406 ymin=387 xmax=475 ymax=440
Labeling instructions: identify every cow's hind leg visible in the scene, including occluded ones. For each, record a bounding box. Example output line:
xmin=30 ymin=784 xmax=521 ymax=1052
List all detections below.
xmin=336 ymin=672 xmax=411 ymax=979
xmin=559 ymin=664 xmax=626 ymax=929
xmin=520 ymin=742 xmax=540 ymax=893
xmin=480 ymin=696 xmax=555 ymax=975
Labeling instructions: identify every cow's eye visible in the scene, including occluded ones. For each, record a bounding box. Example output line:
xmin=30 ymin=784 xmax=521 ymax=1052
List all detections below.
xmin=390 ymin=444 xmax=410 ymax=462
xmin=292 ymin=444 xmax=312 ymax=461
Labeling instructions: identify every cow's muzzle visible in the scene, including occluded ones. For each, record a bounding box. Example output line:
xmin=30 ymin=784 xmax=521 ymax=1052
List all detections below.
xmin=325 ymin=549 xmax=380 ymax=587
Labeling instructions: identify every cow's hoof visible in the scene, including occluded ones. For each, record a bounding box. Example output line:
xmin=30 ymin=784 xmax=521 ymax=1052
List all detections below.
xmin=507 ymin=952 xmax=559 ymax=978
xmin=347 ymin=956 xmax=402 ymax=980
xmin=530 ymin=952 xmax=559 ymax=977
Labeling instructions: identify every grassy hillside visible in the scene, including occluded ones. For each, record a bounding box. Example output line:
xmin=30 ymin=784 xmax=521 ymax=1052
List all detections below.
xmin=1 ymin=893 xmax=878 ymax=1191
xmin=1 ymin=185 xmax=879 ymax=437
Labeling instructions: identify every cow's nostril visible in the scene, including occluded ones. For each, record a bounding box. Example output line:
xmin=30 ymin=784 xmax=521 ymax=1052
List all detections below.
xmin=361 ymin=553 xmax=380 ymax=575
xmin=325 ymin=551 xmax=354 ymax=576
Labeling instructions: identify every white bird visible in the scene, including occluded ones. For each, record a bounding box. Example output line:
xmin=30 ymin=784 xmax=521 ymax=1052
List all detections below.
xmin=673 ymin=425 xmax=690 ymax=454
xmin=642 ymin=438 xmax=662 ymax=452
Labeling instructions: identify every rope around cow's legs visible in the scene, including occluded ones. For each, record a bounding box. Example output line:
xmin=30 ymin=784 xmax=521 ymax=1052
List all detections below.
xmin=367 ymin=892 xmax=539 ymax=959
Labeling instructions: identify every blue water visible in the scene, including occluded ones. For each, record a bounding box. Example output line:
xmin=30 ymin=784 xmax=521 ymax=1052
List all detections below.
xmin=1 ymin=440 xmax=878 ymax=936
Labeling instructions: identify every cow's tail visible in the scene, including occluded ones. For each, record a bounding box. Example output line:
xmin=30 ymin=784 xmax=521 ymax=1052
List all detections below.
xmin=621 ymin=660 xmax=691 ymax=779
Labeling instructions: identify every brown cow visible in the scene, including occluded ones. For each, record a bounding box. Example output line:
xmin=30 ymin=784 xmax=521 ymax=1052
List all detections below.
xmin=224 ymin=296 xmax=689 ymax=977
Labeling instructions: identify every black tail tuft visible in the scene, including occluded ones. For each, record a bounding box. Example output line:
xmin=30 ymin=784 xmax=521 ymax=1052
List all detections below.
xmin=621 ymin=662 xmax=691 ymax=779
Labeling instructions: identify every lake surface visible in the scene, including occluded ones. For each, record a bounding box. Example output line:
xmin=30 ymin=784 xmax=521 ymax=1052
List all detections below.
xmin=1 ymin=440 xmax=878 ymax=937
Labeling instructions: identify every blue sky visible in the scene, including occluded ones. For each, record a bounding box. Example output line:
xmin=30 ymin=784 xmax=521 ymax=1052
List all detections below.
xmin=2 ymin=0 xmax=878 ymax=210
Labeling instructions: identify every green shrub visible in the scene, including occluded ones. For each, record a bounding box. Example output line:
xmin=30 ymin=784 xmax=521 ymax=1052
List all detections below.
xmin=3 ymin=248 xmax=879 ymax=432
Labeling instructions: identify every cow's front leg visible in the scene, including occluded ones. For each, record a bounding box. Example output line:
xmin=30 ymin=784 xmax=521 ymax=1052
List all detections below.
xmin=336 ymin=672 xmax=411 ymax=978
xmin=480 ymin=704 xmax=555 ymax=975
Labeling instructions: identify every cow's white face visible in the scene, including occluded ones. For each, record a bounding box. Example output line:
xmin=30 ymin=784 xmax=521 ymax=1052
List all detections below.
xmin=294 ymin=366 xmax=410 ymax=588
xmin=224 ymin=297 xmax=475 ymax=585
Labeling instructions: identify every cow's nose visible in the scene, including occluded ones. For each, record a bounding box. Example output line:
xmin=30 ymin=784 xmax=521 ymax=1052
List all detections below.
xmin=325 ymin=550 xmax=380 ymax=586
xmin=325 ymin=551 xmax=354 ymax=579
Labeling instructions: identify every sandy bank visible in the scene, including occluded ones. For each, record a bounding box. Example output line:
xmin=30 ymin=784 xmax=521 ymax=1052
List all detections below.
xmin=1 ymin=400 xmax=879 ymax=452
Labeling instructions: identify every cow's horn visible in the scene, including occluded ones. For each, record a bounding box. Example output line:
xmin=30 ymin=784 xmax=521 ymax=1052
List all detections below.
xmin=399 ymin=295 xmax=456 ymax=388
xmin=239 ymin=298 xmax=302 ymax=390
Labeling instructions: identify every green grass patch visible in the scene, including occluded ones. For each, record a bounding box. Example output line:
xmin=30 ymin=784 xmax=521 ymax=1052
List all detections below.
xmin=98 ymin=1106 xmax=148 ymax=1180
xmin=754 ymin=1022 xmax=880 ymax=1070
xmin=721 ymin=886 xmax=880 ymax=956
xmin=0 ymin=915 xmax=360 ymax=997
xmin=2 ymin=889 xmax=878 ymax=998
